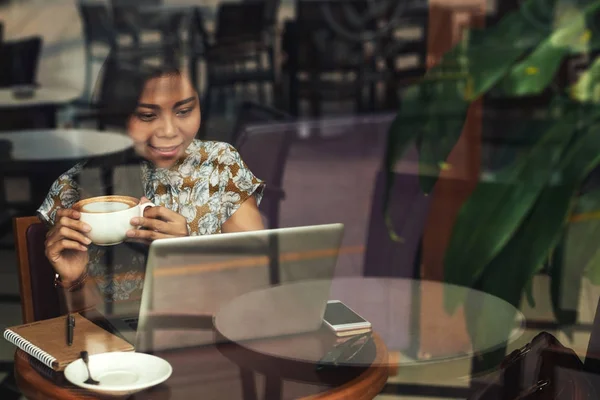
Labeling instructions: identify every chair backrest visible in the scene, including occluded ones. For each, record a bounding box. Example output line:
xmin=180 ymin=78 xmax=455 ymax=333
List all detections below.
xmin=232 ymin=102 xmax=295 ymax=226
xmin=382 ymin=6 xmax=429 ymax=83
xmin=0 ymin=139 xmax=11 ymax=158
xmin=13 ymin=216 xmax=61 ymax=324
xmin=0 ymin=140 xmax=11 ymax=209
xmin=232 ymin=101 xmax=294 ymax=185
xmin=230 ymin=101 xmax=293 ymax=144
xmin=244 ymin=0 xmax=280 ymax=27
xmin=111 ymin=0 xmax=162 ymax=7
xmin=0 ymin=36 xmax=43 ymax=88
xmin=215 ymin=2 xmax=267 ymax=44
xmin=291 ymin=0 xmax=370 ymax=72
xmin=111 ymin=0 xmax=185 ymax=42
xmin=363 ymin=168 xmax=431 ymax=277
xmin=77 ymin=1 xmax=118 ymax=48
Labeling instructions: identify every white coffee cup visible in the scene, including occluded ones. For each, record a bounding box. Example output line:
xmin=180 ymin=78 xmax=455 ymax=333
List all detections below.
xmin=72 ymin=195 xmax=155 ymax=246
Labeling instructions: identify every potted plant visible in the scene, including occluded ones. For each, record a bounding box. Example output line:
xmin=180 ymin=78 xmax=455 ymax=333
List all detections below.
xmin=385 ymin=0 xmax=600 ymax=365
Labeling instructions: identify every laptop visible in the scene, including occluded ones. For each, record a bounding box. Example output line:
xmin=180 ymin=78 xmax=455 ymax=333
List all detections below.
xmin=85 ymin=223 xmax=344 ymax=352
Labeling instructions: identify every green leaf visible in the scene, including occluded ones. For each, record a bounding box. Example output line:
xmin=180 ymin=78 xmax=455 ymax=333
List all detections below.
xmin=553 ymin=3 xmax=600 ymax=54
xmin=466 ymin=183 xmax=575 ymax=370
xmin=578 ymin=188 xmax=600 ymax=284
xmin=483 ymin=186 xmax=574 ymax=305
xmin=443 ymin=104 xmax=578 ymax=313
xmin=525 ymin=275 xmax=537 ymax=308
xmin=560 ymin=122 xmax=600 ymax=181
xmin=555 ymin=129 xmax=600 ymax=315
xmin=403 ymin=0 xmax=561 ymax=193
xmin=463 ymin=0 xmax=558 ymax=98
xmin=571 ymin=56 xmax=600 ymax=103
xmin=457 ymin=116 xmax=600 ymax=327
xmin=417 ymin=80 xmax=469 ymax=193
xmin=496 ymin=1 xmax=600 ymax=98
xmin=383 ymin=85 xmax=431 ymax=238
xmin=566 ymin=188 xmax=600 ymax=282
xmin=469 ymin=118 xmax=600 ymax=344
xmin=584 ymin=248 xmax=600 ymax=284
xmin=497 ymin=41 xmax=568 ymax=97
xmin=549 ymin=235 xmax=578 ymax=332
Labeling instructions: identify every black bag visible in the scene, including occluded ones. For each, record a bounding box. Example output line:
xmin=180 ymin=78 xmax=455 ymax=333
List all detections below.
xmin=469 ymin=332 xmax=597 ymax=399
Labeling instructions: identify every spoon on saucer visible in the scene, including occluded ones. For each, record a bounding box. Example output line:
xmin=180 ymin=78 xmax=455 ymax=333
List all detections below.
xmin=80 ymin=351 xmax=100 ymax=385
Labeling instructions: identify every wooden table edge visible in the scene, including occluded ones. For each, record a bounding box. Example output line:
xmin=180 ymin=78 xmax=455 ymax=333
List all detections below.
xmin=300 ymin=333 xmax=390 ymax=399
xmin=14 ymin=349 xmax=98 ymax=400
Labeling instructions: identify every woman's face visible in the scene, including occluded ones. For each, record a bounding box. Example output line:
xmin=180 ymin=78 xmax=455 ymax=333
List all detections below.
xmin=127 ymin=73 xmax=201 ymax=169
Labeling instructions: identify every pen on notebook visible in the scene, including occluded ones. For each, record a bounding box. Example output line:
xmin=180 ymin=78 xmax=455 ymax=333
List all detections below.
xmin=67 ymin=314 xmax=75 ymax=346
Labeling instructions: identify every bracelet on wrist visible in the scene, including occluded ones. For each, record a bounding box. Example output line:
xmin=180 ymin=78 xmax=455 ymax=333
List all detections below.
xmin=54 ymin=270 xmax=88 ymax=292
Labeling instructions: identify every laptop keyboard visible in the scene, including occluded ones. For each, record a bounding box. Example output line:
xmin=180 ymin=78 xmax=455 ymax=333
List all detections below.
xmin=122 ymin=317 xmax=139 ymax=331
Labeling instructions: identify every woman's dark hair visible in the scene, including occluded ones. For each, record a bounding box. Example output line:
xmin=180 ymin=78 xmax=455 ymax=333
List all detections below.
xmin=92 ymin=51 xmax=184 ymax=128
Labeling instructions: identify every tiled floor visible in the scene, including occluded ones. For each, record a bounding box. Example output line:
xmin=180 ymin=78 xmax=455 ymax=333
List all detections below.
xmin=2 ymin=0 xmax=600 ymax=399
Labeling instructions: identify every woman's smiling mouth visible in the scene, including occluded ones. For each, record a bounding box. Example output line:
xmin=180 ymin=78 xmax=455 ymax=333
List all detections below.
xmin=149 ymin=144 xmax=181 ymax=157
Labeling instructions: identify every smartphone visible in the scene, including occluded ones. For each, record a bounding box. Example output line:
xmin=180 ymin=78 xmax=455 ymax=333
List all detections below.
xmin=323 ymin=300 xmax=372 ymax=336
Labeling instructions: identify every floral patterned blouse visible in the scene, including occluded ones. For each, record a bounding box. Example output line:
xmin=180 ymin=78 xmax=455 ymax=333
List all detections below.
xmin=37 ymin=140 xmax=265 ymax=302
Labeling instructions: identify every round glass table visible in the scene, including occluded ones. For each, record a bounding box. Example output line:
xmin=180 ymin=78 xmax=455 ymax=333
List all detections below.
xmin=214 ymin=277 xmax=526 ymax=393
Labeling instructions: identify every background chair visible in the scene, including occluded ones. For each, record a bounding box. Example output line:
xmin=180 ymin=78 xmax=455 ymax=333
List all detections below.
xmin=281 ymin=0 xmax=371 ymax=117
xmin=0 ymin=217 xmax=60 ymax=400
xmin=0 ymin=140 xmax=16 ymax=250
xmin=110 ymin=0 xmax=189 ymax=66
xmin=230 ymin=101 xmax=295 ymax=230
xmin=199 ymin=1 xmax=279 ymax=135
xmin=77 ymin=0 xmax=183 ymax=101
xmin=110 ymin=0 xmax=163 ymax=46
xmin=370 ymin=7 xmax=429 ymax=110
xmin=77 ymin=1 xmax=120 ymax=101
xmin=0 ymin=36 xmax=42 ymax=88
xmin=14 ymin=216 xmax=61 ymax=324
xmin=0 ymin=36 xmax=51 ymax=132
xmin=362 ymin=167 xmax=430 ymax=279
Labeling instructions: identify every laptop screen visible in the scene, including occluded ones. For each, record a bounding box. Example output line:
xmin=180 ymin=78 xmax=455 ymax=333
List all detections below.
xmin=135 ymin=223 xmax=344 ymax=353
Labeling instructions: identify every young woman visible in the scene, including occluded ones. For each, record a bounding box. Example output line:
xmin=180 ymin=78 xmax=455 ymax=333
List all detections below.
xmin=39 ymin=56 xmax=265 ymax=312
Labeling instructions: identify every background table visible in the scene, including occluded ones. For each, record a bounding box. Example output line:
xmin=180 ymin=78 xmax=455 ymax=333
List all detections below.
xmin=0 ymin=87 xmax=80 ymax=109
xmin=0 ymin=129 xmax=131 ymax=162
xmin=0 ymin=87 xmax=81 ymax=128
xmin=0 ymin=129 xmax=133 ymax=216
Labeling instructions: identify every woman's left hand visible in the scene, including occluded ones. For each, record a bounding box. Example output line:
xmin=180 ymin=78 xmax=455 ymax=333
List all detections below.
xmin=127 ymin=197 xmax=189 ymax=241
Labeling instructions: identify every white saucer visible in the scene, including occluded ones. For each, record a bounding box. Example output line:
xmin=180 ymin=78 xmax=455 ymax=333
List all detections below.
xmin=64 ymin=352 xmax=172 ymax=396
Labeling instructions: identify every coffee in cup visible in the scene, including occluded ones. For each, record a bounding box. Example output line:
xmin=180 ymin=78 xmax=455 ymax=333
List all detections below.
xmin=72 ymin=195 xmax=154 ymax=246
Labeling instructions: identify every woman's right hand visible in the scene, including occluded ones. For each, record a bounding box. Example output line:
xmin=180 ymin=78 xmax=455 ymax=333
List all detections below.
xmin=44 ymin=208 xmax=92 ymax=284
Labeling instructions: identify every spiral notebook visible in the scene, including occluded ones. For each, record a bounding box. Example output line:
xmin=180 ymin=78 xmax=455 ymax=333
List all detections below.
xmin=4 ymin=313 xmax=134 ymax=371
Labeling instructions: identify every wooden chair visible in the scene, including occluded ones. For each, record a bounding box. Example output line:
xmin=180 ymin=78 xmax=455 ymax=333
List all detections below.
xmin=13 ymin=216 xmax=61 ymax=324
xmin=1 ymin=217 xmax=60 ymax=399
